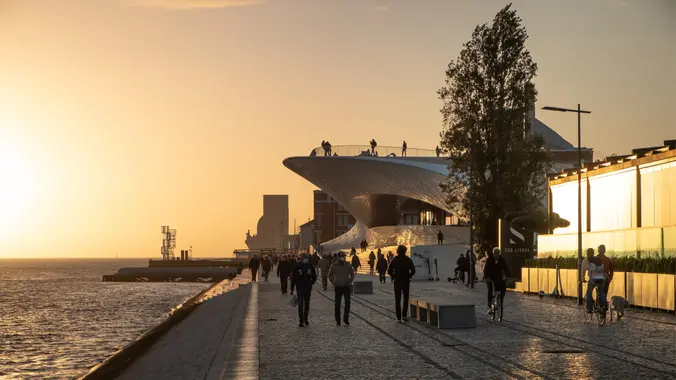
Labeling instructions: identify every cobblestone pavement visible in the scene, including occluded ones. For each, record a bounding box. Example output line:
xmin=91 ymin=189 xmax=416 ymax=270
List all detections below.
xmin=259 ymin=274 xmax=676 ymax=380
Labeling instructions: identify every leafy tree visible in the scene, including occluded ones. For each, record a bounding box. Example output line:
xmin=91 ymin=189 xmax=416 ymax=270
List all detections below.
xmin=438 ymin=4 xmax=551 ymax=256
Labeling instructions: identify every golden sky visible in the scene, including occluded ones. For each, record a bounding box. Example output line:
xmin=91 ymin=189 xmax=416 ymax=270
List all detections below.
xmin=0 ymin=0 xmax=674 ymax=258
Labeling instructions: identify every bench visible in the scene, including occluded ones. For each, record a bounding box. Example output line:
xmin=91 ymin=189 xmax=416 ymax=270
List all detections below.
xmin=351 ymin=281 xmax=374 ymax=294
xmin=409 ymin=297 xmax=476 ymax=329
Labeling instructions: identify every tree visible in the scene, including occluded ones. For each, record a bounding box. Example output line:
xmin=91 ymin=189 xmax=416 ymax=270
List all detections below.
xmin=438 ymin=4 xmax=551 ymax=256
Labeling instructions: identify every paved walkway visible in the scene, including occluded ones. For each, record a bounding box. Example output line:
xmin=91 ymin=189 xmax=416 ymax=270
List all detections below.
xmin=115 ymin=270 xmax=676 ymax=380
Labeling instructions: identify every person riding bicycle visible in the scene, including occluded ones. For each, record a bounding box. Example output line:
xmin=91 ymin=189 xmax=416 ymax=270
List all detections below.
xmin=483 ymin=247 xmax=510 ymax=315
xmin=597 ymin=244 xmax=614 ymax=298
xmin=584 ymin=247 xmax=608 ymax=315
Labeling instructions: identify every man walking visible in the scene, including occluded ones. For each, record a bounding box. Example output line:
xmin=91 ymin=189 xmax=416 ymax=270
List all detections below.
xmin=291 ymin=253 xmax=317 ymax=327
xmin=318 ymin=253 xmax=332 ymax=291
xmin=248 ymin=255 xmax=260 ymax=282
xmin=277 ymin=255 xmax=292 ymax=294
xmin=368 ymin=250 xmax=376 ymax=275
xmin=328 ymin=252 xmax=355 ymax=326
xmin=387 ymin=245 xmax=416 ymax=322
xmin=437 ymin=230 xmax=444 ymax=245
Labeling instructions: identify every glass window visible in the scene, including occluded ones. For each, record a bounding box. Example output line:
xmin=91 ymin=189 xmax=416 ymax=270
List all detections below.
xmin=589 ymin=169 xmax=636 ymax=231
xmin=641 ymin=161 xmax=676 ymax=227
xmin=551 ymin=179 xmax=588 ymax=234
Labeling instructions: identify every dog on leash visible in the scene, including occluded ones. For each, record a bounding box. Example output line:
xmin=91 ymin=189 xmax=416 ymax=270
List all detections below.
xmin=609 ymin=296 xmax=630 ymax=321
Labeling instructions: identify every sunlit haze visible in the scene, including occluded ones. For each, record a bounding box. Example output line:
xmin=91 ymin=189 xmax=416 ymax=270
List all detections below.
xmin=0 ymin=0 xmax=673 ymax=258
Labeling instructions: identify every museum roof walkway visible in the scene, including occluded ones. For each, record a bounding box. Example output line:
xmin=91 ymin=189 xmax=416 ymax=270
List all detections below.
xmin=112 ymin=271 xmax=676 ymax=380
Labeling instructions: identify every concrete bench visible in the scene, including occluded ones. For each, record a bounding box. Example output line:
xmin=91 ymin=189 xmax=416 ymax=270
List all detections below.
xmin=351 ymin=281 xmax=374 ymax=294
xmin=412 ymin=297 xmax=476 ymax=329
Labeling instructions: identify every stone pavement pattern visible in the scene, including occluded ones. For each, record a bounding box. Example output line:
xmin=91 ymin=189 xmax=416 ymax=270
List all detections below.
xmin=114 ymin=270 xmax=676 ymax=380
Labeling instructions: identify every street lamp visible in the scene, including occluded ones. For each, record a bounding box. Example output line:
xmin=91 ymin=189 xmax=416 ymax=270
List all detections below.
xmin=542 ymin=104 xmax=591 ymax=305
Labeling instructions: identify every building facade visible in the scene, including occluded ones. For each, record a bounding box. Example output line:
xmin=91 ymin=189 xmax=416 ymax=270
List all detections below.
xmin=541 ymin=140 xmax=676 ymax=258
xmin=313 ymin=190 xmax=356 ymax=247
xmin=245 ymin=195 xmax=289 ymax=250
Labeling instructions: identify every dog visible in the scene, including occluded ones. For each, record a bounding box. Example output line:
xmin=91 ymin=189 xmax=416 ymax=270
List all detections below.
xmin=609 ymin=296 xmax=630 ymax=321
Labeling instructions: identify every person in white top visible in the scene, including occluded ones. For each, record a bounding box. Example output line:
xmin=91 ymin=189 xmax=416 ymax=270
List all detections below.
xmin=583 ymin=248 xmax=607 ymax=315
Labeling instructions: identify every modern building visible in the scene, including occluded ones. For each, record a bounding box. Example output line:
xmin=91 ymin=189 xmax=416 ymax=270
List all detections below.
xmin=540 ymin=139 xmax=676 ymax=258
xmin=313 ymin=190 xmax=357 ymax=247
xmin=245 ymin=195 xmax=289 ymax=250
xmin=284 ymin=112 xmax=584 ymax=251
xmin=299 ymin=219 xmax=315 ymax=252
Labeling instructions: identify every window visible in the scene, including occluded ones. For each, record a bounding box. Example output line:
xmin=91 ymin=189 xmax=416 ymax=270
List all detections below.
xmin=336 ymin=214 xmax=349 ymax=226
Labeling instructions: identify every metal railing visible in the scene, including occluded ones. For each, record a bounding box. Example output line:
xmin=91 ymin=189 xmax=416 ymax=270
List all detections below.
xmin=311 ymin=145 xmax=438 ymax=158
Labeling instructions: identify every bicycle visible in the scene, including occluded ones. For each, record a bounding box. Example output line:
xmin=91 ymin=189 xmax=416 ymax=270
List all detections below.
xmin=491 ymin=287 xmax=505 ymax=322
xmin=581 ymin=281 xmax=607 ymax=326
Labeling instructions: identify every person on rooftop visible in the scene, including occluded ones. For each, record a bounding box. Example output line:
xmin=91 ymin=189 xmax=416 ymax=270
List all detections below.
xmin=402 ymin=140 xmax=407 ymax=157
xmin=370 ymin=139 xmax=377 ymax=155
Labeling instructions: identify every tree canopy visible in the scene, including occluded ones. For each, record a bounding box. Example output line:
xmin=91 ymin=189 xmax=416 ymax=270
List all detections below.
xmin=438 ymin=4 xmax=552 ymax=255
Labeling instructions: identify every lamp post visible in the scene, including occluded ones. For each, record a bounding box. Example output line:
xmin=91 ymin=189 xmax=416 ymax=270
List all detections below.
xmin=542 ymin=104 xmax=591 ymax=305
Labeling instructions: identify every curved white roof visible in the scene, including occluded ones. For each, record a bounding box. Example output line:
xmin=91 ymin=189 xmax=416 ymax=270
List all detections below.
xmin=283 ymin=155 xmax=454 ymax=228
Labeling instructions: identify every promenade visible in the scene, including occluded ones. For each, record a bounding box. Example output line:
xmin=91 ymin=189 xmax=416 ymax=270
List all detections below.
xmin=115 ymin=270 xmax=676 ymax=380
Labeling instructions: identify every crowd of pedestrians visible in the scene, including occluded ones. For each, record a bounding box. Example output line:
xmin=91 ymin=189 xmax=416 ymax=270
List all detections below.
xmin=248 ymin=243 xmax=612 ymax=328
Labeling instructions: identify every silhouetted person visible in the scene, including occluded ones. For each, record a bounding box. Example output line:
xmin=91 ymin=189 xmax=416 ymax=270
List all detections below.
xmin=326 ymin=141 xmax=332 ymax=155
xmin=277 ymin=255 xmax=292 ymax=294
xmin=291 ymin=253 xmax=317 ymax=327
xmin=262 ymin=255 xmax=272 ymax=282
xmin=328 ymin=252 xmax=355 ymax=325
xmin=387 ymin=245 xmax=416 ymax=322
xmin=456 ymin=253 xmax=468 ymax=284
xmin=376 ymin=253 xmax=388 ymax=283
xmin=249 ymin=255 xmax=260 ymax=282
xmin=370 ymin=139 xmax=377 ymax=155
xmin=311 ymin=252 xmax=321 ymax=274
xmin=351 ymin=254 xmax=361 ymax=274
xmin=321 ymin=140 xmax=328 ymax=156
xmin=368 ymin=250 xmax=376 ymax=275
xmin=436 ymin=145 xmax=441 ymax=157
xmin=437 ymin=230 xmax=444 ymax=245
xmin=402 ymin=140 xmax=407 ymax=157
xmin=350 ymin=247 xmax=357 ymax=257
xmin=310 ymin=149 xmax=317 ymax=156
xmin=318 ymin=254 xmax=332 ymax=290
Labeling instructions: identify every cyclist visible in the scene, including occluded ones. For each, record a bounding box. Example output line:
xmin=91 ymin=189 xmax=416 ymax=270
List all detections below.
xmin=483 ymin=247 xmax=510 ymax=315
xmin=597 ymin=244 xmax=614 ymax=297
xmin=584 ymin=247 xmax=608 ymax=316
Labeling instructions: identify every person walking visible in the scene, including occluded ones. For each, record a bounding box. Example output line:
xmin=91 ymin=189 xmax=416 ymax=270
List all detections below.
xmin=311 ymin=252 xmax=321 ymax=275
xmin=436 ymin=145 xmax=441 ymax=157
xmin=483 ymin=247 xmax=510 ymax=315
xmin=291 ymin=253 xmax=317 ymax=327
xmin=248 ymin=255 xmax=260 ymax=282
xmin=277 ymin=255 xmax=292 ymax=294
xmin=437 ymin=230 xmax=444 ymax=245
xmin=318 ymin=253 xmax=332 ymax=291
xmin=370 ymin=139 xmax=377 ymax=155
xmin=368 ymin=251 xmax=376 ymax=275
xmin=387 ymin=245 xmax=416 ymax=322
xmin=262 ymin=255 xmax=272 ymax=282
xmin=387 ymin=252 xmax=394 ymax=283
xmin=351 ymin=254 xmax=361 ymax=274
xmin=402 ymin=140 xmax=407 ymax=157
xmin=328 ymin=252 xmax=355 ymax=325
xmin=455 ymin=253 xmax=467 ymax=284
xmin=376 ymin=253 xmax=388 ymax=283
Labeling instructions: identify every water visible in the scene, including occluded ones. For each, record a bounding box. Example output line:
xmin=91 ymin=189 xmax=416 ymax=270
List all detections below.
xmin=0 ymin=259 xmax=210 ymax=379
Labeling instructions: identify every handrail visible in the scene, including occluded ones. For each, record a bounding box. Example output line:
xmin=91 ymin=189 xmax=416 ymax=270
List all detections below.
xmin=310 ymin=145 xmax=439 ymax=158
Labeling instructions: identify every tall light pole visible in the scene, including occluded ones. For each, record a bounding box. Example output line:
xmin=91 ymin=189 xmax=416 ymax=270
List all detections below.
xmin=542 ymin=104 xmax=591 ymax=305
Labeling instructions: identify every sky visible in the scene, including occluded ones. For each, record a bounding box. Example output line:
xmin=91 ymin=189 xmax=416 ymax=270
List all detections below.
xmin=0 ymin=0 xmax=674 ymax=258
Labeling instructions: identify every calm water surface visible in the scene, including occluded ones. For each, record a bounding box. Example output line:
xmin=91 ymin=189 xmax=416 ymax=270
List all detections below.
xmin=0 ymin=259 xmax=210 ymax=379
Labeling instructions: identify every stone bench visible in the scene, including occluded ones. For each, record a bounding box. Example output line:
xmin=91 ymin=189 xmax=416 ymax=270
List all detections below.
xmin=351 ymin=281 xmax=374 ymax=294
xmin=410 ymin=297 xmax=476 ymax=329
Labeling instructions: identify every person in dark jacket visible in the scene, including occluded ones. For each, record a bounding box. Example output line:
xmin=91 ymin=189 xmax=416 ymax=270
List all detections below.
xmin=387 ymin=245 xmax=416 ymax=322
xmin=262 ymin=255 xmax=273 ymax=282
xmin=368 ymin=251 xmax=376 ymax=275
xmin=248 ymin=255 xmax=260 ymax=282
xmin=291 ymin=253 xmax=317 ymax=327
xmin=483 ymin=247 xmax=511 ymax=315
xmin=437 ymin=230 xmax=444 ymax=245
xmin=311 ymin=252 xmax=321 ymax=272
xmin=351 ymin=254 xmax=361 ymax=274
xmin=277 ymin=255 xmax=292 ymax=294
xmin=455 ymin=254 xmax=468 ymax=284
xmin=376 ymin=253 xmax=388 ymax=283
